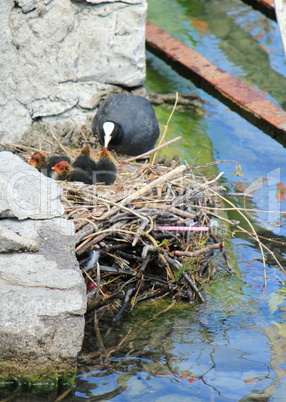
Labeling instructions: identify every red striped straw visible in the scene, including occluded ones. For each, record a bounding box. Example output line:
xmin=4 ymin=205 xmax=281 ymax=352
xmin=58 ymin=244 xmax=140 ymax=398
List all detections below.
xmin=156 ymin=226 xmax=209 ymax=231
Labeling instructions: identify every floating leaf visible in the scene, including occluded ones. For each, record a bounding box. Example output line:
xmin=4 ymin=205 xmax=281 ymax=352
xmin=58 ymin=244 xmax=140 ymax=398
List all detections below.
xmin=244 ymin=378 xmax=258 ymax=383
xmin=187 ymin=378 xmax=197 ymax=383
xmin=276 ymin=182 xmax=286 ymax=202
xmin=192 ymin=19 xmax=209 ymax=33
xmin=232 ymin=163 xmax=244 ymax=178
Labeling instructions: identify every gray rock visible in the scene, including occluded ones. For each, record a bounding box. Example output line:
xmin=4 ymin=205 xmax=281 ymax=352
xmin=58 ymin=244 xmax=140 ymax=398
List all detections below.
xmin=1 ymin=0 xmax=147 ymax=143
xmin=0 ymin=151 xmax=63 ymax=220
xmin=0 ymin=223 xmax=38 ymax=252
xmin=0 ymin=217 xmax=87 ymax=373
xmin=0 ymin=0 xmax=147 ymax=381
xmin=84 ymin=0 xmax=141 ymax=4
xmin=0 ymin=0 xmax=32 ymax=143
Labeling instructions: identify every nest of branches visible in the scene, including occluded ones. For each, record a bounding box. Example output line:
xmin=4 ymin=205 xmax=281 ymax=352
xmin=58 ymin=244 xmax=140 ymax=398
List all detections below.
xmin=58 ymin=157 xmax=232 ymax=325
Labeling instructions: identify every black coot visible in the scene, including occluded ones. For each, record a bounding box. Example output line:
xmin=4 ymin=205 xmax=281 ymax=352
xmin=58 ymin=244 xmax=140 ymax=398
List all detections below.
xmin=92 ymin=93 xmax=160 ymax=156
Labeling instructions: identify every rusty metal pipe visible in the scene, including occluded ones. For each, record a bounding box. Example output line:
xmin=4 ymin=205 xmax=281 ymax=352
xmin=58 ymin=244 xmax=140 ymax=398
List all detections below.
xmin=146 ymin=21 xmax=286 ymax=147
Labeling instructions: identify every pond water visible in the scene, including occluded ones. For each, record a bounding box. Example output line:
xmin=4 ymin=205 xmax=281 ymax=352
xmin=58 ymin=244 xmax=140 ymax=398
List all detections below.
xmin=70 ymin=1 xmax=286 ymax=401
xmin=6 ymin=1 xmax=286 ymax=400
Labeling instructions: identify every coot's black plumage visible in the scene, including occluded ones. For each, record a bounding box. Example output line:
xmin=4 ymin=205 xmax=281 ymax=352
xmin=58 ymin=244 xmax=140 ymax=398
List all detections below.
xmin=72 ymin=144 xmax=97 ymax=177
xmin=95 ymin=148 xmax=117 ymax=185
xmin=92 ymin=93 xmax=160 ymax=156
xmin=52 ymin=161 xmax=93 ymax=184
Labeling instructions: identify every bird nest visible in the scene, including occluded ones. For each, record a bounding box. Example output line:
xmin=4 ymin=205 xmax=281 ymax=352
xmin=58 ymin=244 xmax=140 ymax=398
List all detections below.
xmin=59 ymin=158 xmax=232 ymax=324
xmin=1 ymin=140 xmax=244 ymax=323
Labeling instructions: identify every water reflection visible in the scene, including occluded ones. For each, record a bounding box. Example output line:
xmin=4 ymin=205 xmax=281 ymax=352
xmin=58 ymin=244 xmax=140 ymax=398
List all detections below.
xmin=73 ymin=1 xmax=286 ymax=400
xmin=149 ymin=0 xmax=286 ymax=109
xmin=75 ymin=271 xmax=286 ymax=400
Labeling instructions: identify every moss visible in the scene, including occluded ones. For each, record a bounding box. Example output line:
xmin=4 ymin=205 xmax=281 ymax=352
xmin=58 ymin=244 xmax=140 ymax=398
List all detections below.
xmin=0 ymin=357 xmax=77 ymax=392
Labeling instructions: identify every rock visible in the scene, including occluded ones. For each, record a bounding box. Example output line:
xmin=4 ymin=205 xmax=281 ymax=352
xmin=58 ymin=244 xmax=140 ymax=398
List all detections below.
xmin=0 ymin=0 xmax=147 ymax=384
xmin=0 ymin=223 xmax=38 ymax=253
xmin=0 ymin=0 xmax=32 ymax=143
xmin=0 ymin=151 xmax=63 ymax=220
xmin=0 ymin=218 xmax=86 ymax=378
xmin=0 ymin=0 xmax=147 ymax=143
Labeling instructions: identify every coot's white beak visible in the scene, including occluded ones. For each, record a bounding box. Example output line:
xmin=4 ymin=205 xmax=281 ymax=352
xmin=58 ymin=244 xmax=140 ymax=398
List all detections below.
xmin=103 ymin=122 xmax=115 ymax=148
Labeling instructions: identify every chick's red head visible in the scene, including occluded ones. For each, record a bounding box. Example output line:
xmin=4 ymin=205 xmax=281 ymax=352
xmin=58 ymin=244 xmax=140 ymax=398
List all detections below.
xmin=29 ymin=152 xmax=46 ymax=168
xmin=52 ymin=160 xmax=71 ymax=173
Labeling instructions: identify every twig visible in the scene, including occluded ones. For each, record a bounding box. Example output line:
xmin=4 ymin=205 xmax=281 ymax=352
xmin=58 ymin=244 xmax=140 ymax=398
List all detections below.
xmin=94 ymin=311 xmax=106 ymax=352
xmin=224 ymin=192 xmax=253 ymax=198
xmin=144 ymin=203 xmax=196 ymax=219
xmin=104 ymin=327 xmax=133 ymax=363
xmin=150 ymin=91 xmax=179 ymax=164
xmin=192 ymin=204 xmax=286 ymax=215
xmin=94 ymin=196 xmax=150 ymax=223
xmin=165 ymin=255 xmax=205 ymax=303
xmin=174 ymin=243 xmax=221 ymax=257
xmin=210 ymin=229 xmax=232 ymax=273
xmin=70 ymin=117 xmax=89 ymax=143
xmin=137 ymin=300 xmax=177 ymax=329
xmin=98 ymin=164 xmax=187 ymax=221
xmin=209 ymin=188 xmax=267 ymax=285
xmin=3 ymin=142 xmax=42 ymax=153
xmin=130 ymin=274 xmax=144 ymax=311
xmin=125 ymin=136 xmax=182 ymax=163
xmin=54 ymin=387 xmax=73 ymax=401
xmin=139 ymin=253 xmax=151 ymax=273
xmin=185 ymin=176 xmax=268 ymax=286
xmin=44 ymin=122 xmax=72 ymax=156
xmin=193 ymin=159 xmax=241 ymax=169
xmin=81 ymin=267 xmax=107 ymax=297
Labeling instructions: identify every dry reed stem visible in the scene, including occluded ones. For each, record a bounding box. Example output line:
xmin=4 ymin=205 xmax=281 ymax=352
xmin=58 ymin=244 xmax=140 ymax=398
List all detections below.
xmin=3 ymin=142 xmax=42 ymax=154
xmin=150 ymin=91 xmax=179 ymax=164
xmin=44 ymin=122 xmax=73 ymax=157
xmin=180 ymin=176 xmax=268 ymax=285
xmin=209 ymin=188 xmax=267 ymax=284
xmin=125 ymin=136 xmax=182 ymax=163
xmin=174 ymin=243 xmax=221 ymax=257
xmin=97 ymin=164 xmax=187 ymax=221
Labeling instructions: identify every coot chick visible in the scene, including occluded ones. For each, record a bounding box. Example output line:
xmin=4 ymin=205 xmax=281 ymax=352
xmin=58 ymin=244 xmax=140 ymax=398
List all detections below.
xmin=92 ymin=93 xmax=160 ymax=156
xmin=95 ymin=148 xmax=117 ymax=185
xmin=29 ymin=152 xmax=71 ymax=177
xmin=72 ymin=144 xmax=97 ymax=177
xmin=52 ymin=161 xmax=92 ymax=184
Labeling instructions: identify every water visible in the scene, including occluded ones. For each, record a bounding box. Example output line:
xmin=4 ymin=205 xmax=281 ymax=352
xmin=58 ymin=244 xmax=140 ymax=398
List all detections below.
xmin=6 ymin=1 xmax=286 ymax=400
xmin=68 ymin=4 xmax=286 ymax=402
xmin=75 ymin=1 xmax=286 ymax=400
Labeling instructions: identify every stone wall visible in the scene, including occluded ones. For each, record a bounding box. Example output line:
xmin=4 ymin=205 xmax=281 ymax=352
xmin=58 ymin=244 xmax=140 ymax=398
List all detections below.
xmin=0 ymin=152 xmax=86 ymax=380
xmin=0 ymin=0 xmax=147 ymax=382
xmin=0 ymin=0 xmax=147 ymax=144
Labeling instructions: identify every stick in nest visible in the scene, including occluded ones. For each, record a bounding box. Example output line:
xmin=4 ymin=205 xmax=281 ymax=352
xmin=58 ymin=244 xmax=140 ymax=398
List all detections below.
xmin=44 ymin=122 xmax=73 ymax=157
xmin=124 ymin=136 xmax=182 ymax=163
xmin=150 ymin=91 xmax=179 ymax=165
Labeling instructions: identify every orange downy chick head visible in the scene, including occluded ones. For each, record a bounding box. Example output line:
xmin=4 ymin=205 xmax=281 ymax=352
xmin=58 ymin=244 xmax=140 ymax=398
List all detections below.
xmin=29 ymin=152 xmax=47 ymax=168
xmin=52 ymin=160 xmax=72 ymax=174
xmin=78 ymin=144 xmax=93 ymax=157
xmin=97 ymin=147 xmax=114 ymax=160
